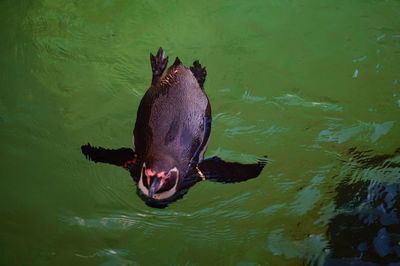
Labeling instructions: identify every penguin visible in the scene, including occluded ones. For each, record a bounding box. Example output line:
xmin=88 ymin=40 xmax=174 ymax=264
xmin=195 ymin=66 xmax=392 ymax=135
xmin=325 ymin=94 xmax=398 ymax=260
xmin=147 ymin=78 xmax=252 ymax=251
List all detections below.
xmin=81 ymin=48 xmax=266 ymax=208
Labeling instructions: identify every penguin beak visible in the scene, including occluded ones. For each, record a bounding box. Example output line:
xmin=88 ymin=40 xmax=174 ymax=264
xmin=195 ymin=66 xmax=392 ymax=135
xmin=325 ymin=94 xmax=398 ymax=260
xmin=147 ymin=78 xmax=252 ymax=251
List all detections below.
xmin=138 ymin=167 xmax=180 ymax=200
xmin=148 ymin=177 xmax=162 ymax=198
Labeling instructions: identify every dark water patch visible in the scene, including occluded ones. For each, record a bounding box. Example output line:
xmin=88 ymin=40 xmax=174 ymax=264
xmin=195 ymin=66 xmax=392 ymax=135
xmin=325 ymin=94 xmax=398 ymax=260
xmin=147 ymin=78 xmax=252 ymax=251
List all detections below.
xmin=326 ymin=148 xmax=400 ymax=265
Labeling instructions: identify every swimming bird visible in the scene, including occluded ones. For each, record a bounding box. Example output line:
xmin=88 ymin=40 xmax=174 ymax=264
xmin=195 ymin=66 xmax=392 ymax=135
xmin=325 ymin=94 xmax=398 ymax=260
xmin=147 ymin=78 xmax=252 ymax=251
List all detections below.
xmin=81 ymin=48 xmax=266 ymax=208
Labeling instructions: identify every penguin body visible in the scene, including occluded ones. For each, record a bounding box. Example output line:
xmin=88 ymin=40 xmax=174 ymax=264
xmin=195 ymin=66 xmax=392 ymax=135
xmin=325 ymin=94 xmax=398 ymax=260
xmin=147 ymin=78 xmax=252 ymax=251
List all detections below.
xmin=82 ymin=48 xmax=265 ymax=208
xmin=135 ymin=59 xmax=209 ymax=173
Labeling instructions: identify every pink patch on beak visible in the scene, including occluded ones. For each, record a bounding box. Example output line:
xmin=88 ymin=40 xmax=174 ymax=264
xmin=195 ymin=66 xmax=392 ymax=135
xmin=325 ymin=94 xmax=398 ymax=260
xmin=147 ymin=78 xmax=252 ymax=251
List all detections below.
xmin=157 ymin=172 xmax=167 ymax=179
xmin=145 ymin=169 xmax=156 ymax=187
xmin=145 ymin=169 xmax=156 ymax=177
xmin=159 ymin=178 xmax=166 ymax=188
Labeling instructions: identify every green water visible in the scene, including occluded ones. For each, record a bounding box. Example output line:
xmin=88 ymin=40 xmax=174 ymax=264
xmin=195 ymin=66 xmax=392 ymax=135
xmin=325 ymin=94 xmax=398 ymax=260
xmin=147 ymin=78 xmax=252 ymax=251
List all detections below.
xmin=1 ymin=0 xmax=400 ymax=265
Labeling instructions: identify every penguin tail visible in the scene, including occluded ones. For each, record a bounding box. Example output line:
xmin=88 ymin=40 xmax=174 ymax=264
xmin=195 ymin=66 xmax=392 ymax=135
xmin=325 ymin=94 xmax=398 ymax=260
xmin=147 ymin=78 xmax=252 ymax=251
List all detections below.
xmin=172 ymin=56 xmax=182 ymax=67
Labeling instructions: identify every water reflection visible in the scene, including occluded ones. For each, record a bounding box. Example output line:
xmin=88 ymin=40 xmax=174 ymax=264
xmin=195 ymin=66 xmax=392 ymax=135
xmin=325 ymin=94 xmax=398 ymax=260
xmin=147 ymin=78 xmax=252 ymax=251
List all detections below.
xmin=318 ymin=121 xmax=395 ymax=144
xmin=326 ymin=148 xmax=400 ymax=265
xmin=75 ymin=248 xmax=133 ymax=265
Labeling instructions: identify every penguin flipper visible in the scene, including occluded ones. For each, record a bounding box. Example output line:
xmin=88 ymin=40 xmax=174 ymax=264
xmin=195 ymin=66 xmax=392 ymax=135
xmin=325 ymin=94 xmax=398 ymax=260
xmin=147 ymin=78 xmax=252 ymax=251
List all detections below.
xmin=150 ymin=47 xmax=169 ymax=85
xmin=190 ymin=60 xmax=207 ymax=89
xmin=81 ymin=143 xmax=137 ymax=167
xmin=198 ymin=156 xmax=266 ymax=183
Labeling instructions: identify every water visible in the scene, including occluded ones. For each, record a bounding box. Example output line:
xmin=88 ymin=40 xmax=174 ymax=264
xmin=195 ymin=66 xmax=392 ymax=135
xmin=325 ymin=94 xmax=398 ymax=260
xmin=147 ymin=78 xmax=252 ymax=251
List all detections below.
xmin=1 ymin=0 xmax=399 ymax=265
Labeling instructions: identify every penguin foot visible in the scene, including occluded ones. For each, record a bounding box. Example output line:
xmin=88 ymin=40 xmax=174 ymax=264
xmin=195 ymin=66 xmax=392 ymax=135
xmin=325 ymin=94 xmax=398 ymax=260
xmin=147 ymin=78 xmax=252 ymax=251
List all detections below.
xmin=150 ymin=47 xmax=169 ymax=84
xmin=190 ymin=60 xmax=207 ymax=89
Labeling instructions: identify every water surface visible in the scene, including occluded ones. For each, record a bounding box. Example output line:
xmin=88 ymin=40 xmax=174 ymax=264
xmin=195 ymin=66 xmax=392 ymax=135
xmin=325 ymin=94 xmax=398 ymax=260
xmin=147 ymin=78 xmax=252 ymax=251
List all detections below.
xmin=1 ymin=0 xmax=399 ymax=265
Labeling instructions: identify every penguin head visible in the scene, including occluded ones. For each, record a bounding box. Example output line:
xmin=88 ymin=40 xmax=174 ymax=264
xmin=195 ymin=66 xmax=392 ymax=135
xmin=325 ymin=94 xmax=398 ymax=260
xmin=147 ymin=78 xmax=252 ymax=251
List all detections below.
xmin=137 ymin=154 xmax=181 ymax=202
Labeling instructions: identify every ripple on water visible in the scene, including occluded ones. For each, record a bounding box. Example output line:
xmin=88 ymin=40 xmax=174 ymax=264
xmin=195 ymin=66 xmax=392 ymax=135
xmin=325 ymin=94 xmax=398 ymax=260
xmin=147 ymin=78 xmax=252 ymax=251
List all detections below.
xmin=339 ymin=148 xmax=400 ymax=184
xmin=75 ymin=248 xmax=134 ymax=265
xmin=207 ymin=147 xmax=264 ymax=162
xmin=213 ymin=112 xmax=244 ymax=126
xmin=267 ymin=229 xmax=328 ymax=264
xmin=224 ymin=124 xmax=260 ymax=136
xmin=274 ymin=94 xmax=343 ymax=112
xmin=240 ymin=91 xmax=344 ymax=113
xmin=318 ymin=120 xmax=395 ymax=144
xmin=62 ymin=189 xmax=260 ymax=243
xmin=242 ymin=90 xmax=267 ymax=103
xmin=62 ymin=212 xmax=244 ymax=243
